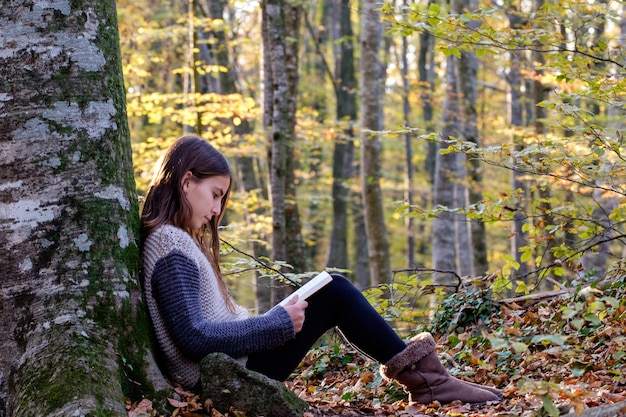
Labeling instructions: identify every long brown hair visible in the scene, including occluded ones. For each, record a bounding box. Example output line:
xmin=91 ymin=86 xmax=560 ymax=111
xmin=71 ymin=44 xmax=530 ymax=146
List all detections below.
xmin=141 ymin=135 xmax=234 ymax=310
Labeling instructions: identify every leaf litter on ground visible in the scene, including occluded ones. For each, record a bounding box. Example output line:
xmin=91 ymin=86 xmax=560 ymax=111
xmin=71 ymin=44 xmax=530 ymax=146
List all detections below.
xmin=128 ymin=281 xmax=626 ymax=416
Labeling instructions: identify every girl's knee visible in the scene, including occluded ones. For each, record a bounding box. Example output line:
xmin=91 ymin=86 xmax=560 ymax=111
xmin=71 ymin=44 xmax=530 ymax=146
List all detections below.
xmin=330 ymin=274 xmax=359 ymax=293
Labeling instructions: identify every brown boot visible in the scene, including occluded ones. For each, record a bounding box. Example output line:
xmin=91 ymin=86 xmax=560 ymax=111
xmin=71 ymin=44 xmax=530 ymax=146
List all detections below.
xmin=380 ymin=332 xmax=501 ymax=405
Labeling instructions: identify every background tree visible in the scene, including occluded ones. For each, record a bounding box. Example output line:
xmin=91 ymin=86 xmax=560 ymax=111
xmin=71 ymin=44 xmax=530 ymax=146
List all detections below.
xmin=399 ymin=0 xmax=417 ymax=269
xmin=431 ymin=53 xmax=464 ymax=284
xmin=120 ymin=0 xmax=624 ymax=316
xmin=360 ymin=0 xmax=392 ymax=287
xmin=457 ymin=0 xmax=488 ymax=276
xmin=505 ymin=4 xmax=531 ymax=292
xmin=262 ymin=0 xmax=306 ymax=303
xmin=197 ymin=0 xmax=274 ymax=313
xmin=0 ymin=0 xmax=164 ymax=415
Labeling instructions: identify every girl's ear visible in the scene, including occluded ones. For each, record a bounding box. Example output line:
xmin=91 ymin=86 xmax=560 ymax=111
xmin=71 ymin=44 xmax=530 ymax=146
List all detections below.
xmin=181 ymin=171 xmax=193 ymax=194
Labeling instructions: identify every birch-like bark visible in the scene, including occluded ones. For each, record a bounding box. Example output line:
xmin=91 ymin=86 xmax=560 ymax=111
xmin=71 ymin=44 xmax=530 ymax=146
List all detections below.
xmin=432 ymin=55 xmax=461 ymax=285
xmin=0 ymin=0 xmax=165 ymax=414
xmin=262 ymin=0 xmax=287 ymax=303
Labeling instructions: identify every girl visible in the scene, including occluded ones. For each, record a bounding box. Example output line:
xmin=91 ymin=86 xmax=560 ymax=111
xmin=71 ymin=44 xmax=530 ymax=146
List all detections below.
xmin=140 ymin=135 xmax=501 ymax=405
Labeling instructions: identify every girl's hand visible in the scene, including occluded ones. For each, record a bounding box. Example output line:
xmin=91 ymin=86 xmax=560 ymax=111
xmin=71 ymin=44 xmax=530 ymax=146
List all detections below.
xmin=282 ymin=295 xmax=307 ymax=333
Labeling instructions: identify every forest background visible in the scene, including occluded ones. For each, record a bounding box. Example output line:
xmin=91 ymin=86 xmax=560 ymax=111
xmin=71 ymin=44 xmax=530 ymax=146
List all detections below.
xmin=0 ymin=0 xmax=624 ymax=415
xmin=118 ymin=0 xmax=626 ymax=415
xmin=117 ymin=0 xmax=625 ymax=414
xmin=119 ymin=0 xmax=624 ymax=315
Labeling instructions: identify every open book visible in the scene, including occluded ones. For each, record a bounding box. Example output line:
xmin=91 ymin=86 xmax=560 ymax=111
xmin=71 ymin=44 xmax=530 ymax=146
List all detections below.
xmin=279 ymin=271 xmax=333 ymax=306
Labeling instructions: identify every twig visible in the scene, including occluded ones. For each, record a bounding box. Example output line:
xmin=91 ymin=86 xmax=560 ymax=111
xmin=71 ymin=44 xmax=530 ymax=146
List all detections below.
xmin=220 ymin=239 xmax=301 ymax=287
xmin=392 ymin=267 xmax=463 ymax=292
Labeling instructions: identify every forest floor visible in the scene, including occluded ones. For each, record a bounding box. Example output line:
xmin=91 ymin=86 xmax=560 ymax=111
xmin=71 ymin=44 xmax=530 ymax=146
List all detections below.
xmin=128 ymin=279 xmax=626 ymax=417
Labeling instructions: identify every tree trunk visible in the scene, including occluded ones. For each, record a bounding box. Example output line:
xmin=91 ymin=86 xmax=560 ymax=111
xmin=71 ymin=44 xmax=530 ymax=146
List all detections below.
xmin=0 ymin=1 xmax=166 ymax=415
xmin=328 ymin=0 xmax=357 ymax=272
xmin=432 ymin=55 xmax=461 ymax=286
xmin=418 ymin=2 xmax=437 ymax=186
xmin=531 ymin=0 xmax=555 ymax=290
xmin=200 ymin=0 xmax=272 ymax=313
xmin=454 ymin=150 xmax=473 ymax=278
xmin=507 ymin=9 xmax=530 ymax=292
xmin=417 ymin=22 xmax=436 ymax=263
xmin=183 ymin=0 xmax=201 ymax=134
xmin=400 ymin=6 xmax=416 ymax=269
xmin=456 ymin=0 xmax=487 ymax=275
xmin=359 ymin=0 xmax=391 ymax=287
xmin=283 ymin=3 xmax=307 ymax=276
xmin=262 ymin=0 xmax=304 ymax=303
xmin=579 ymin=189 xmax=619 ymax=279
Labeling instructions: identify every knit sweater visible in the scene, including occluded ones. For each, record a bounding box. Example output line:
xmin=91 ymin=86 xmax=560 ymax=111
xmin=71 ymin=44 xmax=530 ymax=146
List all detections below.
xmin=142 ymin=225 xmax=295 ymax=388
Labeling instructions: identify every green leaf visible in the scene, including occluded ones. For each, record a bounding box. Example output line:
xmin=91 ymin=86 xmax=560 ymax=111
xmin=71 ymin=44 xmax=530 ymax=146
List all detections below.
xmin=530 ymin=335 xmax=566 ymax=346
xmin=583 ymin=313 xmax=602 ymax=326
xmin=341 ymin=391 xmax=355 ymax=401
xmin=542 ymin=395 xmax=560 ymax=417
xmin=602 ymin=296 xmax=619 ymax=308
xmin=561 ymin=307 xmax=578 ymax=320
xmin=571 ymin=318 xmax=585 ymax=330
xmin=428 ymin=3 xmax=440 ymax=14
xmin=571 ymin=362 xmax=591 ymax=376
xmin=520 ymin=246 xmax=532 ymax=263
xmin=511 ymin=341 xmax=529 ymax=354
xmin=488 ymin=337 xmax=509 ymax=350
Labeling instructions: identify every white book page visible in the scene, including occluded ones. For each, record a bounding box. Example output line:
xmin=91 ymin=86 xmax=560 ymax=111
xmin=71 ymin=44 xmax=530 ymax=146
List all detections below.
xmin=278 ymin=271 xmax=333 ymax=306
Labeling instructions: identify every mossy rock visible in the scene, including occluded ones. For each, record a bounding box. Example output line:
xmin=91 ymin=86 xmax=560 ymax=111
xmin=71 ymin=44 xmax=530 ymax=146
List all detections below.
xmin=199 ymin=353 xmax=309 ymax=417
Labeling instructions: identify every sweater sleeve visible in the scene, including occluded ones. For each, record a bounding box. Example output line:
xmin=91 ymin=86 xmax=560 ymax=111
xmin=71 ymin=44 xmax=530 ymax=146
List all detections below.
xmin=151 ymin=250 xmax=295 ymax=361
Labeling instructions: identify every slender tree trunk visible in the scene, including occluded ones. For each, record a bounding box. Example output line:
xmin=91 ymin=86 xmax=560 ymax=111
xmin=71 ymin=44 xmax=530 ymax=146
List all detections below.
xmin=0 ymin=1 xmax=165 ymax=415
xmin=352 ymin=178 xmax=371 ymax=289
xmin=457 ymin=0 xmax=486 ymax=276
xmin=283 ymin=3 xmax=307 ymax=276
xmin=419 ymin=1 xmax=437 ymax=186
xmin=328 ymin=0 xmax=357 ymax=272
xmin=301 ymin=3 xmax=329 ymax=265
xmin=506 ymin=9 xmax=530 ymax=292
xmin=359 ymin=0 xmax=391 ymax=287
xmin=417 ymin=22 xmax=436 ymax=262
xmin=432 ymin=55 xmax=461 ymax=285
xmin=400 ymin=7 xmax=416 ymax=269
xmin=199 ymin=0 xmax=273 ymax=312
xmin=454 ymin=151 xmax=473 ymax=278
xmin=262 ymin=0 xmax=304 ymax=303
xmin=236 ymin=155 xmax=273 ymax=313
xmin=531 ymin=0 xmax=555 ymax=289
xmin=183 ymin=0 xmax=201 ymax=134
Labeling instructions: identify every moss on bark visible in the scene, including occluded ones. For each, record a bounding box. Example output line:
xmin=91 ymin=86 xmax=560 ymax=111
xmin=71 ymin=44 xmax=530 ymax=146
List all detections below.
xmin=14 ymin=324 xmax=125 ymax=416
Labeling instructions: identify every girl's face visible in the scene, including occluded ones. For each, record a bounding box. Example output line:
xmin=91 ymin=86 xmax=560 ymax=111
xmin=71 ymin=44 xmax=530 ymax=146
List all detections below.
xmin=182 ymin=173 xmax=230 ymax=230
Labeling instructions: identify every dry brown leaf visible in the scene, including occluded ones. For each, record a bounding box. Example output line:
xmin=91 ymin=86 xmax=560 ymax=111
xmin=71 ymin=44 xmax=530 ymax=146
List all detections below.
xmin=127 ymin=398 xmax=153 ymax=417
xmin=167 ymin=398 xmax=188 ymax=408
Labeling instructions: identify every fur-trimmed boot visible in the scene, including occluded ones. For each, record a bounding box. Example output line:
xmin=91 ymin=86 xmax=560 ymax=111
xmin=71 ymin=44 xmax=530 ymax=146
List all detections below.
xmin=380 ymin=332 xmax=501 ymax=405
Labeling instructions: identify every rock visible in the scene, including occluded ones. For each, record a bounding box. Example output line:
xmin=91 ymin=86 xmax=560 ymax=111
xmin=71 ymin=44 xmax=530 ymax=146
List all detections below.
xmin=561 ymin=400 xmax=626 ymax=417
xmin=199 ymin=352 xmax=309 ymax=417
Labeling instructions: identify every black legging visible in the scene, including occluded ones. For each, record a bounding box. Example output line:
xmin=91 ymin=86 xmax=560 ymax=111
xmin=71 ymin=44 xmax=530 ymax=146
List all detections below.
xmin=246 ymin=274 xmax=407 ymax=381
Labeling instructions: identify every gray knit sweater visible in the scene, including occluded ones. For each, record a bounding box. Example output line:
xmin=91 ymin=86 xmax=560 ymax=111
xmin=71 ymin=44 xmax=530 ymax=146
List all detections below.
xmin=142 ymin=225 xmax=295 ymax=388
